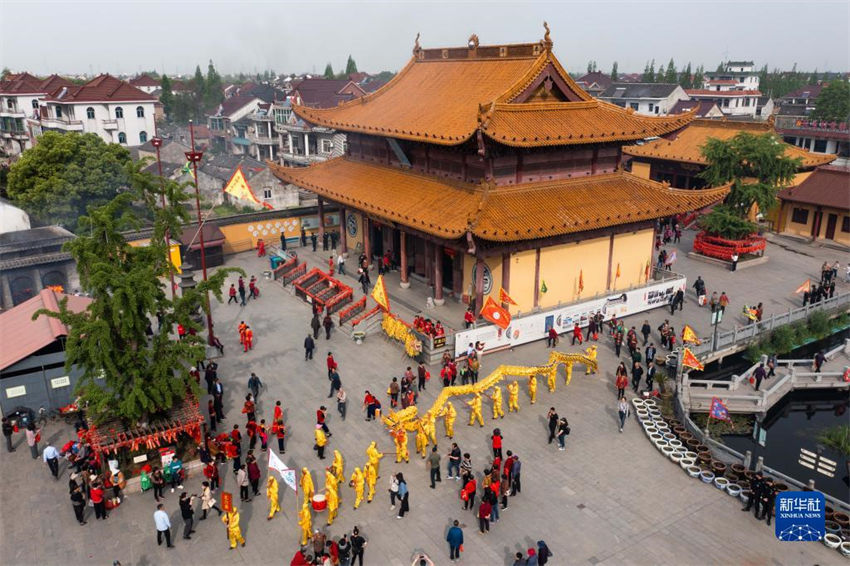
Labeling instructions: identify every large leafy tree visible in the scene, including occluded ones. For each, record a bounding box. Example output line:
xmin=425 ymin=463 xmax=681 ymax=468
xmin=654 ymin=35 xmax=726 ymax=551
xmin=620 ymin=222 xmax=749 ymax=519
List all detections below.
xmin=7 ymin=132 xmax=131 ymax=230
xmin=811 ymin=80 xmax=850 ymax=122
xmin=159 ymin=75 xmax=174 ymax=120
xmin=698 ymin=132 xmax=801 ymax=239
xmin=204 ymin=60 xmax=224 ymax=113
xmin=610 ymin=61 xmax=618 ymax=82
xmin=35 ymin=161 xmax=238 ymax=424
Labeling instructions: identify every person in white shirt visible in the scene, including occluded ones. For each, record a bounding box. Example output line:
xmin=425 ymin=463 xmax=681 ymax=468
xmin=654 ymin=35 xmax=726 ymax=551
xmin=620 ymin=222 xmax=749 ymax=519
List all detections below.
xmin=154 ymin=504 xmax=174 ymax=548
xmin=42 ymin=443 xmax=60 ymax=478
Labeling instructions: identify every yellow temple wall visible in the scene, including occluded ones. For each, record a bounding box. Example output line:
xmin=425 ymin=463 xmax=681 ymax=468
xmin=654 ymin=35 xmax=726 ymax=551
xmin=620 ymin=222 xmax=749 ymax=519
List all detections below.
xmin=507 ymin=249 xmax=537 ymax=314
xmin=538 ymin=237 xmax=609 ymax=308
xmin=345 ymin=211 xmax=364 ymax=254
xmin=462 ymin=253 xmax=502 ymax=304
xmin=630 ymin=161 xmax=651 ymax=180
xmin=611 ymin=229 xmax=653 ymax=290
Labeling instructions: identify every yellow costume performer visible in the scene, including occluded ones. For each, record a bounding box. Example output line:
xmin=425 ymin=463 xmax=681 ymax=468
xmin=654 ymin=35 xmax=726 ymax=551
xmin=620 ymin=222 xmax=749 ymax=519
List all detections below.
xmin=333 ymin=450 xmax=345 ymax=486
xmin=315 ymin=428 xmax=327 ymax=456
xmin=507 ymin=381 xmax=520 ymax=413
xmin=221 ymin=507 xmax=245 ymax=548
xmin=529 ymin=375 xmax=538 ymax=404
xmin=547 ymin=366 xmax=557 ymax=392
xmin=325 ymin=468 xmax=339 ymax=504
xmin=350 ymin=467 xmax=365 ymax=509
xmin=393 ymin=427 xmax=409 ymax=463
xmin=467 ymin=393 xmax=484 ymax=427
xmin=565 ymin=362 xmax=573 ymax=385
xmin=300 ymin=468 xmax=314 ymax=507
xmin=297 ymin=502 xmax=312 ymax=546
xmin=442 ymin=401 xmax=457 ymax=438
xmin=364 ymin=462 xmax=377 ymax=502
xmin=585 ymin=345 xmax=598 ymax=374
xmin=326 ymin=485 xmax=339 ymax=525
xmin=366 ymin=441 xmax=383 ymax=478
xmin=423 ymin=411 xmax=438 ymax=446
xmin=266 ymin=476 xmax=280 ymax=520
xmin=415 ymin=423 xmax=428 ymax=459
xmin=490 ymin=385 xmax=505 ymax=419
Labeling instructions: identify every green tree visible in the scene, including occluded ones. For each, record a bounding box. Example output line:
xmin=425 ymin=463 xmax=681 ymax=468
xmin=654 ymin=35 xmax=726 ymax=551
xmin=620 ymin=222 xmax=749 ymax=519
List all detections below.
xmin=643 ymin=59 xmax=655 ymax=82
xmin=693 ymin=65 xmax=704 ymax=89
xmin=191 ymin=65 xmax=206 ymax=121
xmin=818 ymin=425 xmax=850 ymax=480
xmin=679 ymin=62 xmax=692 ymax=89
xmin=586 ymin=60 xmax=597 ymax=73
xmin=34 ymin=162 xmax=238 ymax=424
xmin=610 ymin=61 xmax=618 ymax=82
xmin=808 ymin=68 xmax=819 ymax=85
xmin=345 ymin=55 xmax=358 ymax=75
xmin=7 ymin=132 xmax=131 ymax=230
xmin=811 ymin=80 xmax=850 ymax=121
xmin=204 ymin=60 xmax=223 ymax=113
xmin=698 ymin=132 xmax=802 ymax=239
xmin=664 ymin=59 xmax=677 ymax=83
xmin=324 ymin=63 xmax=335 ymax=79
xmin=655 ymin=62 xmax=665 ymax=83
xmin=159 ymin=75 xmax=174 ymax=120
xmin=1 ymin=67 xmax=11 ymax=80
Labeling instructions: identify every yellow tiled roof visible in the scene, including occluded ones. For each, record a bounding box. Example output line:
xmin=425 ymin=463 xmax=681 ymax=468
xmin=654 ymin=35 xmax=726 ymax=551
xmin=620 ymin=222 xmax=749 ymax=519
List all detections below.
xmin=623 ymin=119 xmax=835 ymax=167
xmin=270 ymin=158 xmax=729 ymax=243
xmin=292 ymin=38 xmax=693 ymax=147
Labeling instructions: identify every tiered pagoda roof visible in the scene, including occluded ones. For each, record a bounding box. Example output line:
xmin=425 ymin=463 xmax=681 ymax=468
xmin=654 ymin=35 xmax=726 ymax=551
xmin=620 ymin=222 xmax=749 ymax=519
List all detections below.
xmin=623 ymin=118 xmax=835 ymax=168
xmin=270 ymin=158 xmax=728 ymax=243
xmin=292 ymin=32 xmax=697 ymax=147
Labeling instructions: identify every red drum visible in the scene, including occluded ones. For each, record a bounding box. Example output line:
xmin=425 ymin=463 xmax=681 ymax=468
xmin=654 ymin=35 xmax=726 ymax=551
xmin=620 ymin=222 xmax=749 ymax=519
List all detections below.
xmin=312 ymin=494 xmax=327 ymax=511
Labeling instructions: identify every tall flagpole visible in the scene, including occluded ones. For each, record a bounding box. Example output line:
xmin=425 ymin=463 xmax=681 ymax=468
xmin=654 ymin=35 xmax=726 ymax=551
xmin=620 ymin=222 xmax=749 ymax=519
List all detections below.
xmin=185 ymin=120 xmax=216 ymax=345
xmin=150 ymin=127 xmax=176 ymax=300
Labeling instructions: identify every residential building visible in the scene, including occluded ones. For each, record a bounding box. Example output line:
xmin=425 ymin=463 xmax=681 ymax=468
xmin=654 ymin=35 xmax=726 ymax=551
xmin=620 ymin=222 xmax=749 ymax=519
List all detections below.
xmin=685 ymin=88 xmax=762 ymax=118
xmin=246 ymin=103 xmax=279 ymax=162
xmin=28 ymin=74 xmax=157 ymax=147
xmin=0 ymin=72 xmax=73 ymax=155
xmin=0 ymin=225 xmax=79 ymax=308
xmin=779 ymin=84 xmax=824 ymax=107
xmin=128 ymin=74 xmax=161 ymax=95
xmin=598 ymin=83 xmax=689 ymax=115
xmin=575 ymin=71 xmax=612 ymax=97
xmin=773 ymin=84 xmax=849 ymax=161
xmin=193 ymin=153 xmax=300 ymax=210
xmin=271 ymin=32 xmax=723 ymax=311
xmin=702 ymin=61 xmax=760 ymax=91
xmin=0 ymin=289 xmax=93 ymax=415
xmin=756 ymin=96 xmax=775 ymax=120
xmin=775 ymin=165 xmax=850 ymax=245
xmin=668 ymin=99 xmax=724 ymax=118
xmin=207 ymin=93 xmax=264 ymax=154
xmin=274 ymin=79 xmax=367 ymax=167
xmin=687 ymin=61 xmax=762 ymax=119
xmin=623 ymin=119 xmax=834 ymax=189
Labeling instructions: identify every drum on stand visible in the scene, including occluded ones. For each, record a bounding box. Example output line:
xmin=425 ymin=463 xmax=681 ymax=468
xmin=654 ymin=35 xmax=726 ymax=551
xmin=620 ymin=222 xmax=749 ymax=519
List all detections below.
xmin=312 ymin=493 xmax=327 ymax=512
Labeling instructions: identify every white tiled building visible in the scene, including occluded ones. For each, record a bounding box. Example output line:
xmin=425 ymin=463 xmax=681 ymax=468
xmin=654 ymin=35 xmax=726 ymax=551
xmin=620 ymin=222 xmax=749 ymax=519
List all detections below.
xmin=0 ymin=73 xmax=73 ymax=155
xmin=28 ymin=74 xmax=158 ymax=147
xmin=688 ymin=61 xmax=762 ymax=118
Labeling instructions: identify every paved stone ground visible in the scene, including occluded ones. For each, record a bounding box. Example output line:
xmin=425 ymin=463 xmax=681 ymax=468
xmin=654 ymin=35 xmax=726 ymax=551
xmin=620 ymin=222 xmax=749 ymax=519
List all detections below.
xmin=0 ymin=232 xmax=845 ymax=566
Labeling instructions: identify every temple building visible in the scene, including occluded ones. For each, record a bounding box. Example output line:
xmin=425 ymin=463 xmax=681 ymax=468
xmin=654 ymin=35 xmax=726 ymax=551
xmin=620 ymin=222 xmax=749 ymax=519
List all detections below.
xmin=623 ymin=119 xmax=835 ymax=189
xmin=271 ymin=29 xmax=728 ymax=313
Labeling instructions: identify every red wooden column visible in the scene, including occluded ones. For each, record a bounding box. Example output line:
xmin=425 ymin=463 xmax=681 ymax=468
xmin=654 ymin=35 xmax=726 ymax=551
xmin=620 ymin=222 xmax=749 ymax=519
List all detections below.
xmin=339 ymin=208 xmax=347 ymax=254
xmin=500 ymin=253 xmax=511 ymax=309
xmin=434 ymin=244 xmax=444 ymax=305
xmin=362 ymin=215 xmax=371 ymax=268
xmin=474 ymin=256 xmax=485 ymax=314
xmin=533 ymin=249 xmax=541 ymax=309
xmin=399 ymin=231 xmax=410 ymax=288
xmin=317 ymin=198 xmax=325 ymax=245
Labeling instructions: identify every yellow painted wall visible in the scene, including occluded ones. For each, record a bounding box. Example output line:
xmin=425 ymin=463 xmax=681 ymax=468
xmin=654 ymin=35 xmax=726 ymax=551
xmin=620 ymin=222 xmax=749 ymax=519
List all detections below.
xmin=346 ymin=211 xmax=364 ymax=254
xmin=508 ymin=249 xmax=537 ymax=314
xmin=631 ymin=161 xmax=651 ymax=180
xmin=782 ymin=204 xmax=815 ymax=238
xmin=538 ymin=236 xmax=610 ymax=308
xmin=462 ymin=253 xmax=502 ymax=305
xmin=611 ymin=229 xmax=653 ymax=291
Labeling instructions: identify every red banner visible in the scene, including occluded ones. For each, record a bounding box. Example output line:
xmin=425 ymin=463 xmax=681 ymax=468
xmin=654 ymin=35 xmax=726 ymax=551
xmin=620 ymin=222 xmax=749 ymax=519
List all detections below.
xmin=221 ymin=491 xmax=233 ymax=512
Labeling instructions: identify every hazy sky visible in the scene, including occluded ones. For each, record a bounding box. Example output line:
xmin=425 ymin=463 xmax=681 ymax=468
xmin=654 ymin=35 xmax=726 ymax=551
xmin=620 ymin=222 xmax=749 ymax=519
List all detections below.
xmin=2 ymin=1 xmax=848 ymax=78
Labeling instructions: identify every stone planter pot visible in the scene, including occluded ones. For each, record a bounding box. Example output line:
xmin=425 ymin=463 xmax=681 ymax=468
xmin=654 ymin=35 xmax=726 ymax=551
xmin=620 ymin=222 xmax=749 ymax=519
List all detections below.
xmin=840 ymin=541 xmax=850 ymax=557
xmin=686 ymin=439 xmax=701 ymax=450
xmin=714 ymin=477 xmax=729 ymax=490
xmin=699 ymin=470 xmax=715 ymax=483
xmin=670 ymin=453 xmax=683 ymax=464
xmin=668 ymin=439 xmax=683 ymax=449
xmin=686 ymin=465 xmax=701 ymax=478
xmin=636 ymin=409 xmax=649 ymax=420
xmin=680 ymin=458 xmax=696 ymax=470
xmin=697 ymin=450 xmax=712 ymax=463
xmin=632 ymin=398 xmax=646 ymax=408
xmin=649 ymin=433 xmax=663 ymax=444
xmin=823 ymin=533 xmax=842 ymax=549
xmin=644 ymin=426 xmax=657 ymax=436
xmin=643 ymin=399 xmax=657 ymax=409
xmin=679 ymin=431 xmax=693 ymax=443
xmin=737 ymin=479 xmax=750 ymax=490
xmin=655 ymin=439 xmax=669 ymax=451
xmin=668 ymin=419 xmax=682 ymax=429
xmin=834 ymin=511 xmax=850 ymax=528
xmin=743 ymin=470 xmax=756 ymax=481
xmin=773 ymin=482 xmax=789 ymax=493
xmin=695 ymin=444 xmax=709 ymax=454
xmin=825 ymin=520 xmax=841 ymax=534
xmin=672 ymin=426 xmax=687 ymax=438
xmin=726 ymin=484 xmax=742 ymax=497
xmin=711 ymin=462 xmax=727 ymax=476
xmin=731 ymin=463 xmax=746 ymax=476
xmin=663 ymin=433 xmax=677 ymax=442
xmin=684 ymin=451 xmax=698 ymax=461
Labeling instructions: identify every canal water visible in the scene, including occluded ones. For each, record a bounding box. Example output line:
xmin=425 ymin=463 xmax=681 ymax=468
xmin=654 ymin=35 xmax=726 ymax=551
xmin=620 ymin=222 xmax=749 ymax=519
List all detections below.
xmin=692 ymin=327 xmax=850 ymax=503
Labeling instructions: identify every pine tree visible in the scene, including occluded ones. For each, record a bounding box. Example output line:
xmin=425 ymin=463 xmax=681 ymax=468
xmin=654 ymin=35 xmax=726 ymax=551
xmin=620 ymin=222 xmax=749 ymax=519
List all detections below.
xmin=693 ymin=65 xmax=704 ymax=89
xmin=643 ymin=60 xmax=655 ymax=83
xmin=159 ymin=75 xmax=174 ymax=120
xmin=655 ymin=64 xmax=665 ymax=84
xmin=664 ymin=59 xmax=677 ymax=83
xmin=610 ymin=61 xmax=618 ymax=82
xmin=679 ymin=63 xmax=692 ymax=89
xmin=808 ymin=69 xmax=819 ymax=85
xmin=191 ymin=65 xmax=206 ymax=122
xmin=204 ymin=60 xmax=223 ymax=113
xmin=324 ymin=63 xmax=335 ymax=79
xmin=345 ymin=55 xmax=358 ymax=75
xmin=34 ymin=162 xmax=240 ymax=424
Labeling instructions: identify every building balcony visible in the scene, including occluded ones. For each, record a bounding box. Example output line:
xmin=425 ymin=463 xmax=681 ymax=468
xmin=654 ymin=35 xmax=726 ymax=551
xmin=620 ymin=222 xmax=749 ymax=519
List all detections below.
xmin=36 ymin=117 xmax=84 ymax=131
xmin=102 ymin=119 xmax=119 ymax=130
xmin=247 ymin=131 xmax=278 ymax=144
xmin=280 ymin=151 xmax=327 ymax=166
xmin=0 ymin=108 xmax=26 ymax=119
xmin=0 ymin=130 xmax=29 ymax=139
xmin=249 ymin=112 xmax=273 ymax=122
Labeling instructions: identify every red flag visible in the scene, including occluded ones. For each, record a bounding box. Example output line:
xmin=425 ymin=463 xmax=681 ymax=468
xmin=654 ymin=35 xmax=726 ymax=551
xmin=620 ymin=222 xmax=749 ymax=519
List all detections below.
xmin=682 ymin=348 xmax=704 ymax=371
xmin=578 ymin=270 xmax=584 ymax=293
xmin=794 ymin=279 xmax=811 ymax=294
xmin=498 ymin=287 xmax=517 ymax=306
xmin=615 ymin=263 xmax=621 ymax=279
xmin=709 ymin=397 xmax=732 ymax=422
xmin=480 ymin=296 xmax=511 ymax=330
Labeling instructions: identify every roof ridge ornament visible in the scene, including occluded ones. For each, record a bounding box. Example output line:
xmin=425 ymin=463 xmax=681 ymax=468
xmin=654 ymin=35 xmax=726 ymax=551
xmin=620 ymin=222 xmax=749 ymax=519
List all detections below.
xmin=468 ymin=34 xmax=479 ymax=50
xmin=542 ymin=21 xmax=553 ymax=52
xmin=413 ymin=33 xmax=422 ymax=58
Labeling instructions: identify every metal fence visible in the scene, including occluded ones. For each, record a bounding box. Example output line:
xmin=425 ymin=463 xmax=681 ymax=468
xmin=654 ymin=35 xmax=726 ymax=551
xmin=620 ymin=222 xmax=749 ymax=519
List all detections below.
xmin=692 ymin=291 xmax=850 ymax=355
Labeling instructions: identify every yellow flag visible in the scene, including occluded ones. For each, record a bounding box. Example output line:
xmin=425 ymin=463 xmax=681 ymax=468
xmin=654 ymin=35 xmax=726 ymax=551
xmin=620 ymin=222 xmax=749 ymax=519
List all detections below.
xmin=682 ymin=324 xmax=701 ymax=344
xmin=223 ymin=166 xmax=272 ymax=209
xmin=371 ymin=274 xmax=391 ymax=312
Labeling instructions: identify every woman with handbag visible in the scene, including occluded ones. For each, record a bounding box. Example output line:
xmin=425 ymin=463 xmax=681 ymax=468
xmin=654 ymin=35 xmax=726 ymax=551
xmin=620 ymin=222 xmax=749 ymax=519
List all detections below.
xmin=200 ymin=481 xmax=222 ymax=519
xmin=557 ymin=418 xmax=570 ymax=451
xmin=395 ymin=473 xmax=409 ymax=519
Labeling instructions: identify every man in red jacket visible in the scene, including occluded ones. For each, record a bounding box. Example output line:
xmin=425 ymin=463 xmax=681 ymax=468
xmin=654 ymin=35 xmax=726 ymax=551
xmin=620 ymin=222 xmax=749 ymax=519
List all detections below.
xmin=327 ymin=352 xmax=338 ymax=378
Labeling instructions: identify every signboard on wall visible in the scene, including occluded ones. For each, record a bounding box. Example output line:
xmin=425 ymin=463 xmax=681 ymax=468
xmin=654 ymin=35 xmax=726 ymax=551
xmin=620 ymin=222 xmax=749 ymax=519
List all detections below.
xmin=454 ymin=276 xmax=686 ymax=357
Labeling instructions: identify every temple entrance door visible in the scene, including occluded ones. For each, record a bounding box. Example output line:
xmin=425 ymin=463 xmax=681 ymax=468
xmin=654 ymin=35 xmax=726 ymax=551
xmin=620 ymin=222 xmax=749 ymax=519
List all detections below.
xmin=412 ymin=236 xmax=427 ymax=277
xmin=392 ymin=230 xmax=401 ymax=269
xmin=11 ymin=275 xmax=36 ymax=306
xmin=371 ymin=223 xmax=384 ymax=262
xmin=824 ymin=214 xmax=837 ymax=240
xmin=441 ymin=248 xmax=454 ymax=293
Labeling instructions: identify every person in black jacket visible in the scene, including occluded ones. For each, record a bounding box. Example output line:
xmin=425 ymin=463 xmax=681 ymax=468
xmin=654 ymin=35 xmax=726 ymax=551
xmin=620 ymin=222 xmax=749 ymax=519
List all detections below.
xmin=350 ymin=526 xmax=367 ymax=566
xmin=179 ymin=492 xmax=196 ymax=539
xmin=70 ymin=485 xmax=87 ymax=525
xmin=546 ymin=408 xmax=558 ymax=444
xmin=304 ymin=334 xmax=315 ymax=360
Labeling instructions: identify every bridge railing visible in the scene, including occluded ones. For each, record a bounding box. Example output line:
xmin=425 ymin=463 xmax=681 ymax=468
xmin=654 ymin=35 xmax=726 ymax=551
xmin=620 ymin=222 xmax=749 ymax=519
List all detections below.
xmin=692 ymin=291 xmax=850 ymax=355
